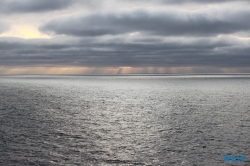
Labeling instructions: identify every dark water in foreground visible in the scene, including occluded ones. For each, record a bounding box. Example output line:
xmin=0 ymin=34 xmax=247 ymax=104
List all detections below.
xmin=0 ymin=75 xmax=249 ymax=166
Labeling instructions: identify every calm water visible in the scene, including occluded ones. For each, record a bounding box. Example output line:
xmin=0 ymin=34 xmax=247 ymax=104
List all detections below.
xmin=0 ymin=75 xmax=249 ymax=166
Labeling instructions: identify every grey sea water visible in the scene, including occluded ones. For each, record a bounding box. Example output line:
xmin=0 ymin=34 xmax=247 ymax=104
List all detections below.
xmin=0 ymin=75 xmax=249 ymax=166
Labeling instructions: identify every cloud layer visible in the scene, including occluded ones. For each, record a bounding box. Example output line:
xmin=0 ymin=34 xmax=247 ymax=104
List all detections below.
xmin=0 ymin=0 xmax=74 ymax=13
xmin=40 ymin=8 xmax=250 ymax=37
xmin=1 ymin=35 xmax=249 ymax=69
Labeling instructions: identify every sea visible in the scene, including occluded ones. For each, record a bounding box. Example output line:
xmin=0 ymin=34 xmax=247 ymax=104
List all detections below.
xmin=0 ymin=75 xmax=249 ymax=166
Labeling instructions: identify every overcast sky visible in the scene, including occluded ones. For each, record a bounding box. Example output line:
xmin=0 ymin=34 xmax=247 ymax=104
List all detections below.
xmin=0 ymin=0 xmax=250 ymax=74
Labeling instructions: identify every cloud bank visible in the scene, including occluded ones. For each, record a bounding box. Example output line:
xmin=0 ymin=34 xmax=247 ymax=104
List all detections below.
xmin=40 ymin=8 xmax=250 ymax=37
xmin=0 ymin=36 xmax=249 ymax=69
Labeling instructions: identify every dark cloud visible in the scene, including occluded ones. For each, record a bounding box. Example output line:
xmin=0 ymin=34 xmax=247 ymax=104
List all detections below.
xmin=39 ymin=8 xmax=250 ymax=37
xmin=0 ymin=0 xmax=74 ymax=13
xmin=0 ymin=36 xmax=249 ymax=69
xmin=0 ymin=21 xmax=10 ymax=34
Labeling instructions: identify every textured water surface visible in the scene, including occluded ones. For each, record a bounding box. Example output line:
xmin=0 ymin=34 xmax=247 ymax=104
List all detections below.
xmin=0 ymin=75 xmax=249 ymax=165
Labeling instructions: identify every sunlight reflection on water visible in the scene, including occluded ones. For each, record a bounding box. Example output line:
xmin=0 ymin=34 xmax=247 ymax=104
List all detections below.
xmin=0 ymin=75 xmax=249 ymax=165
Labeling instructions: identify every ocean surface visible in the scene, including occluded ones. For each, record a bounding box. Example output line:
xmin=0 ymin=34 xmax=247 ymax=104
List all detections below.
xmin=0 ymin=75 xmax=249 ymax=166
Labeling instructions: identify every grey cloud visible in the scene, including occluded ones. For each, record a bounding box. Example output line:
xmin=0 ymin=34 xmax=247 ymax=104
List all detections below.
xmin=124 ymin=0 xmax=249 ymax=4
xmin=39 ymin=8 xmax=250 ymax=37
xmin=0 ymin=0 xmax=248 ymax=14
xmin=1 ymin=0 xmax=250 ymax=74
xmin=0 ymin=0 xmax=74 ymax=13
xmin=0 ymin=36 xmax=249 ymax=69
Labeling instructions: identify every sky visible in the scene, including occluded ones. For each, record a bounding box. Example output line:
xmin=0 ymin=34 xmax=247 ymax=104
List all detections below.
xmin=0 ymin=0 xmax=250 ymax=75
